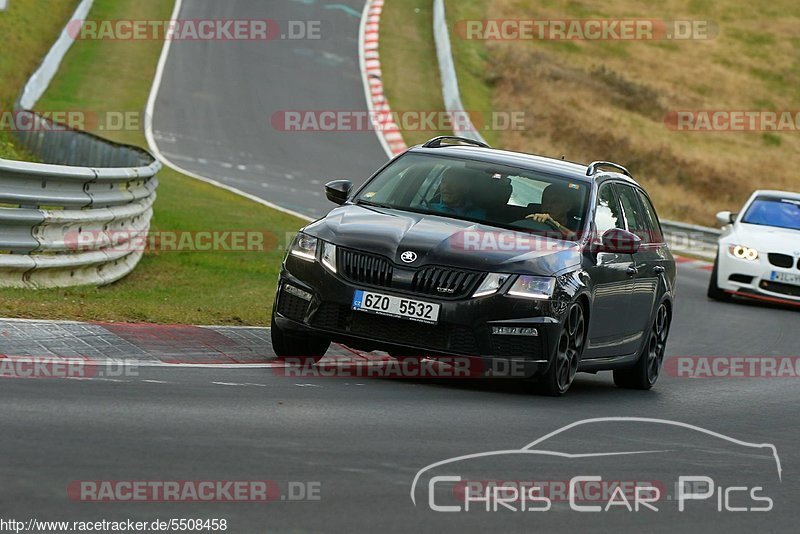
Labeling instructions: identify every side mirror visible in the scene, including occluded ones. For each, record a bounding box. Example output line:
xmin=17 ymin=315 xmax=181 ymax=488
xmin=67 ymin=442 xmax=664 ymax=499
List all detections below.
xmin=597 ymin=228 xmax=641 ymax=254
xmin=325 ymin=180 xmax=353 ymax=205
xmin=715 ymin=210 xmax=735 ymax=227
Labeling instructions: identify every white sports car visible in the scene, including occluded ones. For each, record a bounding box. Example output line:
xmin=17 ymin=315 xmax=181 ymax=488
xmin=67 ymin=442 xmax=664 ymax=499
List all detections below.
xmin=709 ymin=190 xmax=800 ymax=307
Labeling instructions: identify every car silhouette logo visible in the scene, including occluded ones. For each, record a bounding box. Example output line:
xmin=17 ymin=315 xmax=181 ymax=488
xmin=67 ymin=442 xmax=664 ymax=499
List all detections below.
xmin=400 ymin=251 xmax=417 ymax=263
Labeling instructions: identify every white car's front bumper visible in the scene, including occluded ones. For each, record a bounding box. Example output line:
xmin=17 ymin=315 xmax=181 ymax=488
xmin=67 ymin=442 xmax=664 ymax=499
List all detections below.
xmin=716 ymin=247 xmax=800 ymax=304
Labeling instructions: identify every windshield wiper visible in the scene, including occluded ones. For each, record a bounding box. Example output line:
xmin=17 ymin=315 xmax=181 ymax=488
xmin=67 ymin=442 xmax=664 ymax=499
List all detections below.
xmin=356 ymin=199 xmax=395 ymax=209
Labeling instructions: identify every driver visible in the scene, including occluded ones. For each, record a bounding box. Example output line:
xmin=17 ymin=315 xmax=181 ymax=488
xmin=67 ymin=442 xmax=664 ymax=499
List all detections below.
xmin=429 ymin=168 xmax=487 ymax=219
xmin=526 ymin=183 xmax=578 ymax=239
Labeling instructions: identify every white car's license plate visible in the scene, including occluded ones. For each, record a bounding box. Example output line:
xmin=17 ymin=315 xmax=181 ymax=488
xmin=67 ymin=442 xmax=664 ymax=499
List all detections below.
xmin=770 ymin=271 xmax=800 ymax=286
xmin=352 ymin=290 xmax=440 ymax=324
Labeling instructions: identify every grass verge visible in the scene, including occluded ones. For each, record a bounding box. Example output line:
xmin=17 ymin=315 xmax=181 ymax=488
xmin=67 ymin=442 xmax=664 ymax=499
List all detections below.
xmin=379 ymin=0 xmax=449 ymax=146
xmin=381 ymin=0 xmax=800 ymax=226
xmin=0 ymin=0 xmax=80 ymax=160
xmin=0 ymin=0 xmax=305 ymax=325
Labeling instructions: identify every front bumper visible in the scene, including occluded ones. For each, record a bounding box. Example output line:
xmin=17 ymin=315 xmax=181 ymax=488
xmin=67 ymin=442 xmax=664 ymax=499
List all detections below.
xmin=273 ymin=256 xmax=569 ymax=378
xmin=717 ymin=249 xmax=800 ymax=306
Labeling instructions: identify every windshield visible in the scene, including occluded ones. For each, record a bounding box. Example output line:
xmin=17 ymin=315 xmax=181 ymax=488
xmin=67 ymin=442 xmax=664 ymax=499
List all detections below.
xmin=354 ymin=153 xmax=591 ymax=240
xmin=742 ymin=196 xmax=800 ymax=231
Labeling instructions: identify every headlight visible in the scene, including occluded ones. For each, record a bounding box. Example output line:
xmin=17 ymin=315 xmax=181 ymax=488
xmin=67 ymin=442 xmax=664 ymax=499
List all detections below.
xmin=472 ymin=273 xmax=510 ymax=298
xmin=729 ymin=245 xmax=759 ymax=261
xmin=321 ymin=241 xmax=337 ymax=273
xmin=508 ymin=275 xmax=556 ymax=300
xmin=289 ymin=233 xmax=318 ymax=261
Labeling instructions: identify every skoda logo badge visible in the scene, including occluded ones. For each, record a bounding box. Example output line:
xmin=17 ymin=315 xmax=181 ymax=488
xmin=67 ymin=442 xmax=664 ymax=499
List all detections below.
xmin=400 ymin=251 xmax=417 ymax=264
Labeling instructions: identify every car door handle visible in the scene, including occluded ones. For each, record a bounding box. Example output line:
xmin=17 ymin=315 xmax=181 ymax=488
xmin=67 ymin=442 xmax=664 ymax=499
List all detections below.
xmin=654 ymin=265 xmax=666 ymax=274
xmin=627 ymin=266 xmax=638 ymax=276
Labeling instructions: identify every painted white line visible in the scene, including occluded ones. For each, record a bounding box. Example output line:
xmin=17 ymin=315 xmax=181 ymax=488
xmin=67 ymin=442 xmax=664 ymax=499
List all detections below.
xmin=0 ymin=317 xmax=86 ymax=324
xmin=0 ymin=357 xmax=285 ymax=370
xmin=196 ymin=324 xmax=269 ymax=331
xmin=129 ymin=361 xmax=286 ymax=369
xmin=63 ymin=377 xmax=128 ymax=383
xmin=144 ymin=0 xmax=313 ymax=223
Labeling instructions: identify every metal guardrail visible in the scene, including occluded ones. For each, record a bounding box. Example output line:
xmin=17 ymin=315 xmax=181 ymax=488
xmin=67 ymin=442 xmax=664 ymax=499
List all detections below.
xmin=0 ymin=112 xmax=160 ymax=288
xmin=661 ymin=220 xmax=721 ymax=260
xmin=0 ymin=0 xmax=159 ymax=288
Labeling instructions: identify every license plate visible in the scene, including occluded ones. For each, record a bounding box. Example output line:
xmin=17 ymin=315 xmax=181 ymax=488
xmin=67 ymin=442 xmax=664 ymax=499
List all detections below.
xmin=770 ymin=271 xmax=800 ymax=286
xmin=352 ymin=290 xmax=440 ymax=324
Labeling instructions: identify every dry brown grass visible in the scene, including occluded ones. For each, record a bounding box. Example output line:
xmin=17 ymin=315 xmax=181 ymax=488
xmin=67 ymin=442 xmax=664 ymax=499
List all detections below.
xmin=450 ymin=0 xmax=800 ymax=225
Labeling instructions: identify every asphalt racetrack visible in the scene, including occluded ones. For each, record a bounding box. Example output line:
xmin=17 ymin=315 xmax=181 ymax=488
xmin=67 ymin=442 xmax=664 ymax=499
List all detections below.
xmin=2 ymin=1 xmax=797 ymax=532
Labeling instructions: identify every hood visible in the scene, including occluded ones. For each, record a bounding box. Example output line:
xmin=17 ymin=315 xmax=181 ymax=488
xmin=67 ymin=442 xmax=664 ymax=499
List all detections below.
xmin=304 ymin=205 xmax=581 ymax=276
xmin=729 ymin=222 xmax=800 ymax=255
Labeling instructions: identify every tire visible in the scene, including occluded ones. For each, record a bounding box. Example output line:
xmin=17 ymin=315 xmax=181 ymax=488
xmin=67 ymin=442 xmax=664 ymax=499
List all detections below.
xmin=270 ymin=315 xmax=330 ymax=364
xmin=707 ymin=256 xmax=732 ymax=302
xmin=614 ymin=302 xmax=671 ymax=390
xmin=534 ymin=301 xmax=587 ymax=396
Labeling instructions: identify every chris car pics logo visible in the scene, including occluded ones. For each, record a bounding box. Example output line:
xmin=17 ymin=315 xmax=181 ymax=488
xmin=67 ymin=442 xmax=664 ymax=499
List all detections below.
xmin=410 ymin=417 xmax=781 ymax=513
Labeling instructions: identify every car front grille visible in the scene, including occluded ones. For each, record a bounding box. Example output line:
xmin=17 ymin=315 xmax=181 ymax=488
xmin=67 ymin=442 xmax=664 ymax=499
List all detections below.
xmin=768 ymin=253 xmax=794 ymax=269
xmin=411 ymin=266 xmax=483 ymax=299
xmin=311 ymin=303 xmax=480 ymax=355
xmin=759 ymin=280 xmax=800 ymax=298
xmin=338 ymin=248 xmax=394 ymax=288
xmin=337 ymin=247 xmax=483 ymax=300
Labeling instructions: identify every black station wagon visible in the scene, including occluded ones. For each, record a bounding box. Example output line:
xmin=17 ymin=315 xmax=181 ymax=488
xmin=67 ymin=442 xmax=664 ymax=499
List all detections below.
xmin=271 ymin=137 xmax=676 ymax=395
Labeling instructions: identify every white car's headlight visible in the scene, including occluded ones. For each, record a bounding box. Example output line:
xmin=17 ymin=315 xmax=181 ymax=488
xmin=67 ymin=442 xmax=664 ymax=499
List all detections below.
xmin=729 ymin=245 xmax=759 ymax=261
xmin=289 ymin=233 xmax=318 ymax=261
xmin=507 ymin=275 xmax=556 ymax=300
xmin=320 ymin=241 xmax=337 ymax=273
xmin=472 ymin=273 xmax=510 ymax=298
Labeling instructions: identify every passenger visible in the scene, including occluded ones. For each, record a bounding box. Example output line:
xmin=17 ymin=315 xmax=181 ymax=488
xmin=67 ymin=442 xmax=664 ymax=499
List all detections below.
xmin=429 ymin=169 xmax=487 ymax=219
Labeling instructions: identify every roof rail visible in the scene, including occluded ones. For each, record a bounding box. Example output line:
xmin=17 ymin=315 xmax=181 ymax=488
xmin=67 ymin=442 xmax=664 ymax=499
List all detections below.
xmin=422 ymin=136 xmax=491 ymax=149
xmin=586 ymin=161 xmax=632 ymax=178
